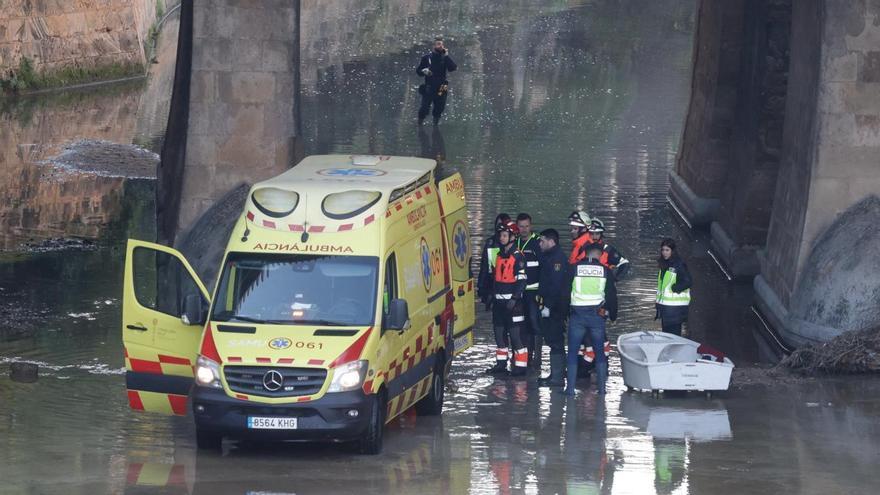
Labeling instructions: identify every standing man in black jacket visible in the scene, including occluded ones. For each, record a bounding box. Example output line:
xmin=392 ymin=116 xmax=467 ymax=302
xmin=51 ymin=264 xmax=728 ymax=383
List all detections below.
xmin=416 ymin=37 xmax=457 ymax=125
xmin=536 ymin=229 xmax=568 ymax=387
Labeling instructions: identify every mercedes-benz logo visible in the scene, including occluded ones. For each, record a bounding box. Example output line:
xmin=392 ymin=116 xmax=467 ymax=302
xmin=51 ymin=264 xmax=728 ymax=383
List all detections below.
xmin=262 ymin=370 xmax=283 ymax=392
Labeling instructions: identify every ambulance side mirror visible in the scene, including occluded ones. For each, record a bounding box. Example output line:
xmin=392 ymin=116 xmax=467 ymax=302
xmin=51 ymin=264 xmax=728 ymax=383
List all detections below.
xmin=385 ymin=299 xmax=410 ymax=333
xmin=181 ymin=293 xmax=206 ymax=326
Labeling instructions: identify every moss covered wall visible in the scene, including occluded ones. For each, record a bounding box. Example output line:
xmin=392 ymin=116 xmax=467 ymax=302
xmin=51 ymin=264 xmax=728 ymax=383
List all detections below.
xmin=0 ymin=0 xmax=176 ymax=79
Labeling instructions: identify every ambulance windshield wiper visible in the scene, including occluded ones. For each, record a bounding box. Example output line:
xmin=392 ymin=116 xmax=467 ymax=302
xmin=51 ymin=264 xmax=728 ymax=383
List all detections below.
xmin=229 ymin=315 xmax=307 ymax=325
xmin=292 ymin=319 xmax=354 ymax=326
xmin=220 ymin=314 xmax=268 ymax=324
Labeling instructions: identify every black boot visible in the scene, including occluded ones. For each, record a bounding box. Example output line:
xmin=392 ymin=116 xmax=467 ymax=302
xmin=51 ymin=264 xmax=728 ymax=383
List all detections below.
xmin=432 ymin=115 xmax=441 ymax=125
xmin=486 ymin=361 xmax=508 ymax=374
xmin=538 ymin=353 xmax=565 ymax=387
xmin=510 ymin=365 xmax=527 ymax=377
xmin=577 ymin=359 xmax=592 ymax=379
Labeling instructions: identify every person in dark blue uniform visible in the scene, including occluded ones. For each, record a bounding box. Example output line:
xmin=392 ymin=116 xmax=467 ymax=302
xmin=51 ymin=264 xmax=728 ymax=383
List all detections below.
xmin=536 ymin=229 xmax=569 ymax=387
xmin=416 ymin=37 xmax=457 ymax=125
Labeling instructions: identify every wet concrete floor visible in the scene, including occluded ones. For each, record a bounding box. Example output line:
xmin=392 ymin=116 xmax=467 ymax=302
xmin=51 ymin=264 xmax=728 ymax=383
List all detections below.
xmin=1 ymin=1 xmax=879 ymax=494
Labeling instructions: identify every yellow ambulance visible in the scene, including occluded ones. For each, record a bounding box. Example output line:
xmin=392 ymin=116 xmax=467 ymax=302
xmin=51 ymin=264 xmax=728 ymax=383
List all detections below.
xmin=122 ymin=155 xmax=475 ymax=454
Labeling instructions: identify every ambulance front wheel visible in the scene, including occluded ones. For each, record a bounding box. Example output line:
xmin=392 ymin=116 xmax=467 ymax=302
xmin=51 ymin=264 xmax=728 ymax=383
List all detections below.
xmin=359 ymin=391 xmax=386 ymax=455
xmin=415 ymin=354 xmax=446 ymax=416
xmin=196 ymin=427 xmax=222 ymax=451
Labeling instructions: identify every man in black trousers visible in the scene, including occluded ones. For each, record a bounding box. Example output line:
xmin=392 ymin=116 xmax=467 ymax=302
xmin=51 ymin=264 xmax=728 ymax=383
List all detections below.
xmin=416 ymin=37 xmax=457 ymax=125
xmin=536 ymin=229 xmax=569 ymax=387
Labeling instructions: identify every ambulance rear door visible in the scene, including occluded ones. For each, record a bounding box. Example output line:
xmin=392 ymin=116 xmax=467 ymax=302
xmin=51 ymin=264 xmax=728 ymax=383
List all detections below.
xmin=437 ymin=173 xmax=474 ymax=355
xmin=122 ymin=240 xmax=210 ymax=415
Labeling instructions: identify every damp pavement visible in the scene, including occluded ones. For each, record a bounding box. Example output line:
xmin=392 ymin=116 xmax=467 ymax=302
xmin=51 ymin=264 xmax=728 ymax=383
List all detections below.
xmin=1 ymin=1 xmax=880 ymax=494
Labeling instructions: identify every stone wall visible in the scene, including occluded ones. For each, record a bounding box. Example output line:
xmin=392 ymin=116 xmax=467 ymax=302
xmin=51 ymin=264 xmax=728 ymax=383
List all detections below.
xmin=174 ymin=0 xmax=301 ymax=242
xmin=0 ymin=0 xmax=175 ymax=76
xmin=672 ymin=0 xmax=792 ymax=277
xmin=757 ymin=0 xmax=880 ymax=345
xmin=759 ymin=0 xmax=823 ymax=311
xmin=672 ymin=0 xmax=745 ymax=223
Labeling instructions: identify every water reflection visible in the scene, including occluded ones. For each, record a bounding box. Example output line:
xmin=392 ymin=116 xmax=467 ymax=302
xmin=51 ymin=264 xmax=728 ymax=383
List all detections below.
xmin=0 ymin=85 xmax=151 ymax=250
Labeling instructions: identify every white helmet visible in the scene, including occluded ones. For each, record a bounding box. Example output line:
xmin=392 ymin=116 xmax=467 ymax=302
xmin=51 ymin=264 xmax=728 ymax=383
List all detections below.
xmin=568 ymin=210 xmax=591 ymax=228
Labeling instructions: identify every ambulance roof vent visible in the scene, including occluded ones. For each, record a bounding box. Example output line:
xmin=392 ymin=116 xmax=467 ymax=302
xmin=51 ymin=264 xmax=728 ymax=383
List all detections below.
xmin=351 ymin=155 xmax=382 ymax=166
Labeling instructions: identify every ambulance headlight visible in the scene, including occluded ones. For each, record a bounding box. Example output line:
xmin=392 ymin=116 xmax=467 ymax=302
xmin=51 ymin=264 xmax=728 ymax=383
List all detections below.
xmin=195 ymin=355 xmax=222 ymax=389
xmin=327 ymin=360 xmax=368 ymax=393
xmin=252 ymin=187 xmax=299 ymax=218
xmin=322 ymin=191 xmax=382 ymax=219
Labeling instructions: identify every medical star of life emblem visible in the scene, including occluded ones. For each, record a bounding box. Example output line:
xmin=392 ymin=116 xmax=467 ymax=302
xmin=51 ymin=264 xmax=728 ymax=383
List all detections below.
xmin=453 ymin=221 xmax=468 ymax=268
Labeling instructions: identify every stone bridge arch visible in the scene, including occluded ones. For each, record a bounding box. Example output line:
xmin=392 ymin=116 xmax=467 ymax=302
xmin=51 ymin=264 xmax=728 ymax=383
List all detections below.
xmin=672 ymin=0 xmax=880 ymax=345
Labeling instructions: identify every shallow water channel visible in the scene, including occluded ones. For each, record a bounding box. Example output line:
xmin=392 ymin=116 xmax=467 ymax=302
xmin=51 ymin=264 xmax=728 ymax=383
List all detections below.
xmin=1 ymin=2 xmax=879 ymax=494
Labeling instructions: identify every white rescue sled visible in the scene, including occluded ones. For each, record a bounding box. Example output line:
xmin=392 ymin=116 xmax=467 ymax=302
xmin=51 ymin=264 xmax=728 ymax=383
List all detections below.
xmin=617 ymin=331 xmax=734 ymax=397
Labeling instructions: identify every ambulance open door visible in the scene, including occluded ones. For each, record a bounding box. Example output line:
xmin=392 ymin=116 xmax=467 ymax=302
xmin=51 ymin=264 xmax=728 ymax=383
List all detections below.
xmin=122 ymin=240 xmax=210 ymax=415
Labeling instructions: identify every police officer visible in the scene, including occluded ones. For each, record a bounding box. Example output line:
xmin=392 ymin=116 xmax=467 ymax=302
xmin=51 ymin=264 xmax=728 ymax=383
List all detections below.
xmin=416 ymin=37 xmax=457 ymax=125
xmin=565 ymin=243 xmax=617 ymax=395
xmin=486 ymin=220 xmax=529 ymax=376
xmin=586 ymin=218 xmax=630 ymax=280
xmin=477 ymin=213 xmax=511 ymax=309
xmin=656 ymin=238 xmax=691 ymax=336
xmin=536 ymin=229 xmax=568 ymax=387
xmin=579 ymin=217 xmax=628 ymax=379
xmin=567 ymin=210 xmax=599 ymax=376
xmin=515 ymin=213 xmax=542 ymax=367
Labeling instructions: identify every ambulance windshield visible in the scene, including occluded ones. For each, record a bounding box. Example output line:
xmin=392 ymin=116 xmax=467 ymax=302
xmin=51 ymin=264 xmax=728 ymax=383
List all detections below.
xmin=211 ymin=253 xmax=379 ymax=326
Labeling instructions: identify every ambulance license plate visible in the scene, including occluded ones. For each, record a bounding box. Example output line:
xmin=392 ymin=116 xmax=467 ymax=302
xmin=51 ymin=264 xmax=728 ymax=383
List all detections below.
xmin=247 ymin=417 xmax=298 ymax=429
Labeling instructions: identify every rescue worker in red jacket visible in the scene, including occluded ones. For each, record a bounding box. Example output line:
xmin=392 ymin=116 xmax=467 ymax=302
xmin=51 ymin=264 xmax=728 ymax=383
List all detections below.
xmin=567 ymin=210 xmax=593 ymax=265
xmin=486 ymin=220 xmax=529 ymax=377
xmin=586 ymin=218 xmax=630 ymax=280
xmin=477 ymin=213 xmax=512 ymax=309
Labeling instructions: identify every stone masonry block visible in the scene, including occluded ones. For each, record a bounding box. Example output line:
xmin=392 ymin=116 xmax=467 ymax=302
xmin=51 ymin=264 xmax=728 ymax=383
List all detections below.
xmin=190 ymin=70 xmax=217 ymax=104
xmin=263 ymin=103 xmax=293 ymax=138
xmin=819 ymin=111 xmax=857 ymax=146
xmin=261 ymin=40 xmax=292 ymax=72
xmin=191 ymin=39 xmax=233 ymax=71
xmin=843 ymin=81 xmax=880 ymax=114
xmin=214 ymin=133 xmax=274 ymax=172
xmin=854 ymin=114 xmax=880 ymax=145
xmin=825 ymin=51 xmax=858 ymax=82
xmin=230 ymin=39 xmax=263 ymax=71
xmin=817 ymin=144 xmax=880 ymax=178
xmin=194 ymin=6 xmax=236 ymax=40
xmin=218 ymin=71 xmax=276 ymax=104
xmin=273 ymin=73 xmax=295 ymax=101
xmin=225 ymin=102 xmax=266 ymax=138
xmin=860 ymin=51 xmax=880 ymax=82
xmin=188 ymin=101 xmax=230 ymax=137
xmin=185 ymin=134 xmax=219 ymax=169
xmin=819 ymin=82 xmax=851 ymax=113
xmin=231 ymin=7 xmax=271 ymax=40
